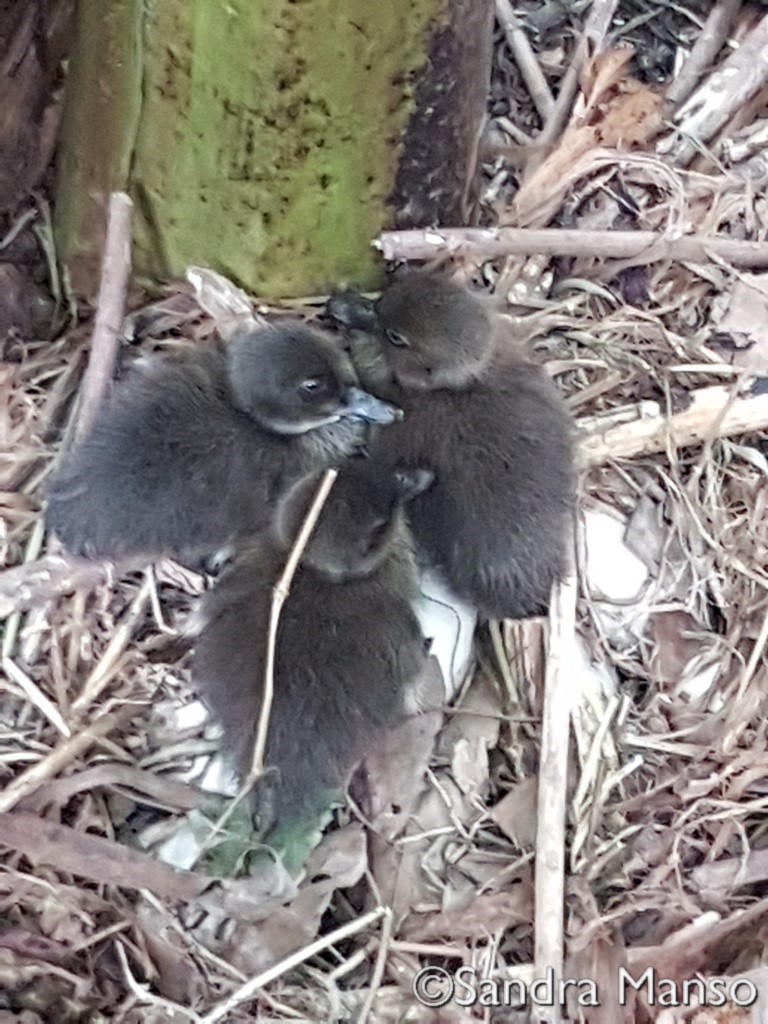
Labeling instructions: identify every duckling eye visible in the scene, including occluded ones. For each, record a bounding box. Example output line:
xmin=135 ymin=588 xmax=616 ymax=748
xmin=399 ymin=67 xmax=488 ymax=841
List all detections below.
xmin=385 ymin=329 xmax=409 ymax=348
xmin=298 ymin=377 xmax=331 ymax=403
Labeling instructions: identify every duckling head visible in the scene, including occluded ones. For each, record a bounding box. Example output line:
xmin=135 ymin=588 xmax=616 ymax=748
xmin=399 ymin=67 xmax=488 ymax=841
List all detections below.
xmin=277 ymin=461 xmax=434 ymax=581
xmin=227 ymin=322 xmax=401 ymax=434
xmin=374 ymin=273 xmax=493 ymax=390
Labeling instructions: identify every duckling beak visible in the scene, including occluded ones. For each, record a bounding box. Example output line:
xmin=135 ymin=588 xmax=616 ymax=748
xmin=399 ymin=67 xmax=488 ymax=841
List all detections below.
xmin=324 ymin=289 xmax=378 ymax=331
xmin=341 ymin=387 xmax=403 ymax=424
xmin=395 ymin=467 xmax=435 ymax=497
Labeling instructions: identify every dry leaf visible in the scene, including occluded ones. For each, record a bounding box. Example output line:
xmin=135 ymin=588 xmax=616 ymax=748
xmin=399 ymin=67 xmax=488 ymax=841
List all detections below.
xmin=490 ymin=777 xmax=538 ymax=849
xmin=579 ymin=48 xmax=637 ymax=117
xmin=511 ymin=66 xmax=664 ymax=226
xmin=209 ymin=825 xmax=366 ymax=975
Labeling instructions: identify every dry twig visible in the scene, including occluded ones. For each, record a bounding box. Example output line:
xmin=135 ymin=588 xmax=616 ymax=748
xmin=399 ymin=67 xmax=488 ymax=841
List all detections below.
xmin=376 ymin=225 xmax=768 ymax=268
xmin=666 ymin=0 xmax=742 ymax=107
xmin=200 ymin=906 xmax=388 ymax=1023
xmin=75 ymin=192 xmax=133 ymax=442
xmin=114 ymin=941 xmax=203 ymax=1023
xmin=3 ymin=655 xmax=70 ymax=737
xmin=579 ymin=381 xmax=768 ymax=464
xmin=534 ymin=565 xmax=577 ymax=1024
xmin=248 ymin=468 xmax=338 ymax=782
xmin=191 ymin=469 xmax=339 ymax=856
xmin=535 ymin=0 xmax=620 ymax=151
xmin=0 ymin=709 xmax=132 ymax=814
xmin=356 ymin=907 xmax=394 ymax=1024
xmin=662 ymin=13 xmax=768 ymax=165
xmin=494 ymin=0 xmax=554 ymax=122
xmin=69 ymin=573 xmax=153 ymax=715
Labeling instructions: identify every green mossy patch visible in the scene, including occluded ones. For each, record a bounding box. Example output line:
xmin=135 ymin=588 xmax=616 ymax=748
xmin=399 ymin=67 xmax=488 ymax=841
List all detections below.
xmin=57 ymin=0 xmax=446 ymax=300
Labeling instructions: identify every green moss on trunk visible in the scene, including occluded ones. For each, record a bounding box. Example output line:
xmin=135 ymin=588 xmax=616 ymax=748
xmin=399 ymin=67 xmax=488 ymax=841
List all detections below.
xmin=56 ymin=0 xmax=452 ymax=299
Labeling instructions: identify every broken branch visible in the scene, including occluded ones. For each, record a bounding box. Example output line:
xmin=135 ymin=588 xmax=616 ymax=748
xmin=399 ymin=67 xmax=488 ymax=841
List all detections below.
xmin=662 ymin=13 xmax=768 ymax=166
xmin=376 ymin=225 xmax=768 ymax=269
xmin=579 ymin=382 xmax=768 ymax=464
xmin=76 ymin=192 xmax=133 ymax=442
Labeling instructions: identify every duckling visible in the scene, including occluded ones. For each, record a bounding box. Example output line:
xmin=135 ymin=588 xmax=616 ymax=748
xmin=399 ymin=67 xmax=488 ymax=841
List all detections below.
xmin=47 ymin=323 xmax=400 ymax=561
xmin=326 ymin=274 xmax=574 ymax=619
xmin=190 ymin=459 xmax=432 ymax=857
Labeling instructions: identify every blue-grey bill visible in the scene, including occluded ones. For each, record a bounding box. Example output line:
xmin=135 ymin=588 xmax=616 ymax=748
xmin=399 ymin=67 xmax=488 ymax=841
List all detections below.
xmin=342 ymin=387 xmax=403 ymax=424
xmin=325 ymin=290 xmax=378 ymax=331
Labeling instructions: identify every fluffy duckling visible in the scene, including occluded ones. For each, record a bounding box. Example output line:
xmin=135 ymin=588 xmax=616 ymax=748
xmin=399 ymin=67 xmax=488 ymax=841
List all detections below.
xmin=327 ymin=274 xmax=574 ymax=619
xmin=47 ymin=323 xmax=400 ymax=560
xmin=190 ymin=459 xmax=432 ymax=860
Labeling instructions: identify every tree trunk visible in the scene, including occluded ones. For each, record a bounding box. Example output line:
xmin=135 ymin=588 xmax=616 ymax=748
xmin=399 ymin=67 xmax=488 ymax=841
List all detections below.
xmin=54 ymin=0 xmax=492 ymax=301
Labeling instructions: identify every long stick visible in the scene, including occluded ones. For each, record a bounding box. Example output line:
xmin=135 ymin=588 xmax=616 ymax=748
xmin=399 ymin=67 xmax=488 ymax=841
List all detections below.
xmin=666 ymin=0 xmax=742 ymax=107
xmin=534 ymin=568 xmax=577 ymax=1024
xmin=248 ymin=468 xmax=339 ymax=781
xmin=662 ymin=14 xmax=768 ymax=166
xmin=535 ymin=0 xmax=620 ymax=150
xmin=190 ymin=469 xmax=340 ymax=860
xmin=75 ymin=192 xmax=133 ymax=441
xmin=376 ymin=225 xmax=768 ymax=268
xmin=580 ymin=382 xmax=768 ymax=464
xmin=200 ymin=905 xmax=387 ymax=1023
xmin=494 ymin=0 xmax=554 ymax=121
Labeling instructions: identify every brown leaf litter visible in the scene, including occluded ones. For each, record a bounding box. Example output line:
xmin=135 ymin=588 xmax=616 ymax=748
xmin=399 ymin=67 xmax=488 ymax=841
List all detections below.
xmin=4 ymin=2 xmax=768 ymax=1021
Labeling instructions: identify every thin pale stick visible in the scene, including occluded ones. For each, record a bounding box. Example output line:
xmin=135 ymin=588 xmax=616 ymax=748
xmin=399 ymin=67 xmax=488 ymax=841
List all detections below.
xmin=3 ymin=516 xmax=45 ymax=656
xmin=71 ymin=574 xmax=153 ymax=715
xmin=75 ymin=192 xmax=133 ymax=442
xmin=3 ymin=657 xmax=71 ymax=737
xmin=356 ymin=907 xmax=394 ymax=1024
xmin=200 ymin=905 xmax=387 ymax=1024
xmin=114 ymin=941 xmax=203 ymax=1024
xmin=579 ymin=382 xmax=768 ymax=464
xmin=536 ymin=0 xmax=620 ymax=150
xmin=494 ymin=0 xmax=554 ymax=121
xmin=735 ymin=605 xmax=768 ymax=701
xmin=376 ymin=225 xmax=768 ymax=268
xmin=0 ymin=709 xmax=130 ymax=814
xmin=534 ymin=563 xmax=577 ymax=1024
xmin=248 ymin=467 xmax=339 ymax=781
xmin=191 ymin=469 xmax=339 ymax=856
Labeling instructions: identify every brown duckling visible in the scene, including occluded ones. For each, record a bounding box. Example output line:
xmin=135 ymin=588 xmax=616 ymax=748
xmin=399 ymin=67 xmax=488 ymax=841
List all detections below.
xmin=327 ymin=273 xmax=574 ymax=619
xmin=190 ymin=459 xmax=433 ymax=840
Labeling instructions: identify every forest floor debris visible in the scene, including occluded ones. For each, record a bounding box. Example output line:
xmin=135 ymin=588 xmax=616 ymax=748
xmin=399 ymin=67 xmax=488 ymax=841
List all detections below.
xmin=3 ymin=1 xmax=768 ymax=1021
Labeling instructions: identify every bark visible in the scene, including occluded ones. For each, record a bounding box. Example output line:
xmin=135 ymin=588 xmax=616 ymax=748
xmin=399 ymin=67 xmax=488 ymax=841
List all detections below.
xmin=55 ymin=0 xmax=493 ymax=300
xmin=0 ymin=0 xmax=73 ymax=216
